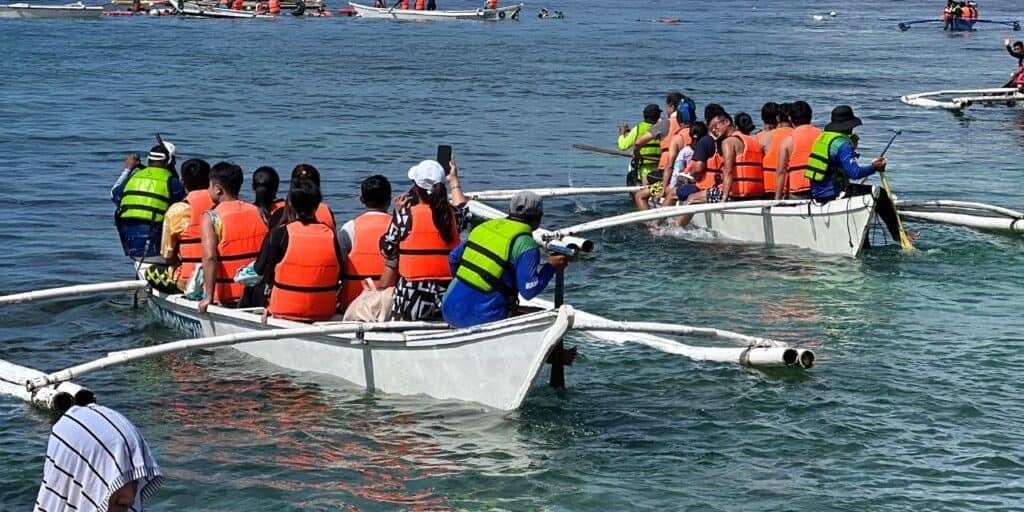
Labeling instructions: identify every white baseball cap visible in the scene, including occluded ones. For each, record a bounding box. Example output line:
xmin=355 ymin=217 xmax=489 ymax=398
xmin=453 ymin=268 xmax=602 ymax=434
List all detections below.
xmin=407 ymin=160 xmax=445 ymax=193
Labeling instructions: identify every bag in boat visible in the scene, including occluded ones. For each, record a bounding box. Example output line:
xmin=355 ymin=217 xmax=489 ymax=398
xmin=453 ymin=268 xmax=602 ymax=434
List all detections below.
xmin=234 ymin=262 xmax=262 ymax=286
xmin=183 ymin=267 xmax=204 ymax=300
xmin=342 ymin=279 xmax=394 ymax=322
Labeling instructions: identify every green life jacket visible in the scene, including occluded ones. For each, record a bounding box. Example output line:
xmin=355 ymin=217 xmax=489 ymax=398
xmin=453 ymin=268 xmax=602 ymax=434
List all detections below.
xmin=634 ymin=121 xmax=662 ymax=179
xmin=119 ymin=166 xmax=173 ymax=223
xmin=454 ymin=217 xmax=535 ymax=296
xmin=804 ymin=131 xmax=851 ymax=185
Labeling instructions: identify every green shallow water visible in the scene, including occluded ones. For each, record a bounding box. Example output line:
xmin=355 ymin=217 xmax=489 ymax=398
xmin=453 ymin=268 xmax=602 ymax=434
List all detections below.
xmin=2 ymin=0 xmax=1024 ymax=509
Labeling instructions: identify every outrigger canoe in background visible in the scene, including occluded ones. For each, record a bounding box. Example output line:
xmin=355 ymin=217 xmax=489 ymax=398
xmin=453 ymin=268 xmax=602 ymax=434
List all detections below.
xmin=349 ymin=1 xmax=521 ymax=21
xmin=901 ymin=88 xmax=1024 ymax=110
xmin=0 ymin=2 xmax=102 ymax=18
xmin=897 ymin=17 xmax=1020 ymax=32
xmin=168 ymin=0 xmax=275 ymax=17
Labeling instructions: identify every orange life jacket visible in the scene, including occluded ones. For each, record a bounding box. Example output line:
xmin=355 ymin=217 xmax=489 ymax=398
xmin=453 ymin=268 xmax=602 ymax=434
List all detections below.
xmin=268 ymin=0 xmax=279 ymax=13
xmin=658 ymin=115 xmax=682 ymax=170
xmin=231 ymin=0 xmax=242 ymax=9
xmin=177 ymin=190 xmax=215 ymax=284
xmin=485 ymin=0 xmax=497 ymax=8
xmin=268 ymin=222 xmax=341 ymax=322
xmin=213 ymin=201 xmax=268 ymax=304
xmin=414 ymin=0 xmax=424 ymax=8
xmin=694 ymin=151 xmax=722 ymax=190
xmin=340 ymin=211 xmax=391 ymax=308
xmin=315 ymin=203 xmax=336 ymax=230
xmin=726 ymin=133 xmax=765 ymax=199
xmin=400 ymin=0 xmax=408 ymax=8
xmin=398 ymin=203 xmax=459 ymax=281
xmin=785 ymin=124 xmax=822 ymax=195
xmin=762 ymin=126 xmax=793 ymax=194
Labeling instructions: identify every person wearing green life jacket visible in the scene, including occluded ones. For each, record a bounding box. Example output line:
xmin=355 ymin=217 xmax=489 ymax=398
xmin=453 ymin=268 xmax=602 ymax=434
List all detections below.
xmin=442 ymin=191 xmax=568 ymax=328
xmin=618 ymin=104 xmax=663 ymax=210
xmin=805 ymin=105 xmax=906 ymax=243
xmin=111 ymin=142 xmax=185 ymax=260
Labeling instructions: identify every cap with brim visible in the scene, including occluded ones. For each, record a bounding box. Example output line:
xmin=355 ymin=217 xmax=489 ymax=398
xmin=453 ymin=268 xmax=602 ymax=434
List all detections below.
xmin=824 ymin=105 xmax=863 ymax=132
xmin=509 ymin=191 xmax=543 ymax=218
xmin=407 ymin=160 xmax=446 ymax=193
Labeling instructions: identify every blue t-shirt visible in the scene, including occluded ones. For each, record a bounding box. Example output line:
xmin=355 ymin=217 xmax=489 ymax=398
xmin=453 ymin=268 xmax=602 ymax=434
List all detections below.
xmin=442 ymin=233 xmax=555 ymax=328
xmin=690 ymin=134 xmax=717 ymax=164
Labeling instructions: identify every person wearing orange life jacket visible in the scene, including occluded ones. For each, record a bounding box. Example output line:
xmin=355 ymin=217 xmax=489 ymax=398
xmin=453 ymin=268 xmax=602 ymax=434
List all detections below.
xmin=380 ymin=158 xmax=468 ymax=321
xmin=256 ymin=178 xmax=344 ymax=323
xmin=230 ymin=0 xmax=243 ymax=10
xmin=268 ymin=0 xmax=280 ymax=13
xmin=761 ymin=102 xmax=794 ymax=196
xmin=675 ymin=112 xmax=761 ymax=227
xmin=252 ymin=166 xmax=285 ymax=223
xmin=267 ymin=164 xmax=337 ymax=231
xmin=773 ymin=100 xmax=820 ymax=199
xmin=198 ymin=162 xmax=269 ymax=313
xmin=754 ymin=101 xmax=779 ymax=148
xmin=399 ymin=0 xmax=409 ymax=8
xmin=145 ymin=159 xmax=211 ymax=293
xmin=484 ymin=0 xmax=497 ymax=8
xmin=672 ymin=103 xmax=726 ymax=216
xmin=414 ymin=0 xmax=424 ymax=9
xmin=633 ymin=91 xmax=697 ymax=203
xmin=338 ymin=175 xmax=395 ymax=311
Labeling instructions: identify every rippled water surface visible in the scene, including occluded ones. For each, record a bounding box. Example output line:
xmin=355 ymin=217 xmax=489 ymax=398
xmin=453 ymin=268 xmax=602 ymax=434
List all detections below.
xmin=2 ymin=0 xmax=1024 ymax=510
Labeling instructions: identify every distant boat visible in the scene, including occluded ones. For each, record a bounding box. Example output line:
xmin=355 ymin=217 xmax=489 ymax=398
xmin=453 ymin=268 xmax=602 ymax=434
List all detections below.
xmin=168 ymin=0 xmax=274 ymax=18
xmin=0 ymin=2 xmax=103 ymax=18
xmin=349 ymin=1 xmax=521 ymax=21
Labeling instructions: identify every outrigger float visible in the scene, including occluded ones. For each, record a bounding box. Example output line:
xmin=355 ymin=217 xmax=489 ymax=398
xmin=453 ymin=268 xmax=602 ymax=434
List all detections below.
xmin=0 ymin=187 xmax=819 ymax=413
xmin=901 ymin=88 xmax=1024 ymax=110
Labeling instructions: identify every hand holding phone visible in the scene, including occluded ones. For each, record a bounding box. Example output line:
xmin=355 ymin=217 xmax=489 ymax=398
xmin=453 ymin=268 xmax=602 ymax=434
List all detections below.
xmin=436 ymin=145 xmax=453 ymax=174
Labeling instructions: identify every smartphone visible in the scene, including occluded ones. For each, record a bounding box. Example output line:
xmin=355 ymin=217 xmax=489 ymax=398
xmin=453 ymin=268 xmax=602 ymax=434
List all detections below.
xmin=436 ymin=145 xmax=453 ymax=174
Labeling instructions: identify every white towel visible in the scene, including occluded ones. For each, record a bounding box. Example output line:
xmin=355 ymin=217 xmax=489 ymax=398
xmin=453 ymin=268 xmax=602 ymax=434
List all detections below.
xmin=35 ymin=404 xmax=163 ymax=512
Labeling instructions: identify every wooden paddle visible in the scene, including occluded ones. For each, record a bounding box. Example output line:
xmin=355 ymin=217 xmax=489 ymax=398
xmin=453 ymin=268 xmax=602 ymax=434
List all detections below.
xmin=876 ymin=130 xmax=914 ymax=251
xmin=572 ymin=143 xmax=659 ymax=161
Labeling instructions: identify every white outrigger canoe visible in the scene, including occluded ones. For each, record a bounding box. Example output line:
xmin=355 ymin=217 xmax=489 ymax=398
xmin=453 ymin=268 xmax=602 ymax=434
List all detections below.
xmin=0 ymin=2 xmax=102 ymax=18
xmin=349 ymin=1 xmax=520 ymax=21
xmin=901 ymin=87 xmax=1024 ymax=110
xmin=169 ymin=0 xmax=274 ymax=17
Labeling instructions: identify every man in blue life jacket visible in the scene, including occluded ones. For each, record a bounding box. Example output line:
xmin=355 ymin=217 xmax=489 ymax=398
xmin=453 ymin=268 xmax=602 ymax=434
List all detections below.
xmin=442 ymin=191 xmax=568 ymax=328
xmin=111 ymin=142 xmax=185 ymax=260
xmin=805 ymin=105 xmax=906 ymax=242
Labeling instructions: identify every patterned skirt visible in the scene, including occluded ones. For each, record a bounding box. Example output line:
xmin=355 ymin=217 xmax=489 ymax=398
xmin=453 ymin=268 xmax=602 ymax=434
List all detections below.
xmin=388 ymin=277 xmax=451 ymax=322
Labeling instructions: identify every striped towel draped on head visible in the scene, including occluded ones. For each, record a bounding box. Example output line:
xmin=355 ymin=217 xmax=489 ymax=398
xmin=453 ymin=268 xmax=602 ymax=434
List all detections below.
xmin=35 ymin=404 xmax=163 ymax=512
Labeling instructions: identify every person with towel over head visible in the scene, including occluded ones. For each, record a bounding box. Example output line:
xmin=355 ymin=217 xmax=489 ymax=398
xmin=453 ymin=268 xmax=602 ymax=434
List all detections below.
xmin=34 ymin=403 xmax=163 ymax=512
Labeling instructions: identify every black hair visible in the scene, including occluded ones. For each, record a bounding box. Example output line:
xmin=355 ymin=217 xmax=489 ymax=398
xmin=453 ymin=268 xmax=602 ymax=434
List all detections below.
xmin=666 ymin=91 xmax=685 ymax=109
xmin=777 ymin=103 xmax=793 ymax=124
xmin=291 ymin=163 xmax=321 ymax=187
xmin=411 ymin=183 xmax=455 ymax=244
xmin=790 ymin=101 xmax=813 ymax=125
xmin=252 ymin=166 xmax=280 ymax=216
xmin=760 ymin=102 xmax=779 ymax=125
xmin=180 ymin=159 xmax=210 ymax=191
xmin=1014 ymin=41 xmax=1024 ymax=48
xmin=361 ymin=175 xmax=392 ymax=209
xmin=210 ymin=161 xmax=244 ymax=197
xmin=287 ymin=177 xmax=322 ymax=219
xmin=688 ymin=121 xmax=708 ymax=145
xmin=734 ymin=112 xmax=756 ymax=135
xmin=148 ymin=144 xmax=170 ymax=167
xmin=712 ymin=112 xmax=733 ymax=126
xmin=704 ymin=103 xmax=726 ymax=123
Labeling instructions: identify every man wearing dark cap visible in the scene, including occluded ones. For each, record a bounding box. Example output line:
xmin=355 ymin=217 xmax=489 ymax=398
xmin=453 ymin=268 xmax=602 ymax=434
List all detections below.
xmin=617 ymin=104 xmax=664 ymax=210
xmin=804 ymin=105 xmax=885 ymax=202
xmin=442 ymin=191 xmax=568 ymax=328
xmin=804 ymin=106 xmax=907 ymax=242
xmin=111 ymin=142 xmax=185 ymax=260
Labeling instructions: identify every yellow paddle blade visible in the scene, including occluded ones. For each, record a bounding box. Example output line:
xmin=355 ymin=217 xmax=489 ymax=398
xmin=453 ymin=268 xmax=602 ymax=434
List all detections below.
xmin=879 ymin=173 xmax=915 ymax=251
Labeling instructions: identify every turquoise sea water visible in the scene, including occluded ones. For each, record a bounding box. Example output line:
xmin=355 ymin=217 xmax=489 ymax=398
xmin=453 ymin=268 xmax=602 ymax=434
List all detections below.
xmin=2 ymin=0 xmax=1024 ymax=509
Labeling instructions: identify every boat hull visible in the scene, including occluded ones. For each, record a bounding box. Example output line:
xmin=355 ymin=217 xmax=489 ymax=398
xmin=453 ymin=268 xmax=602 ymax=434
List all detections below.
xmin=176 ymin=2 xmax=275 ymax=17
xmin=145 ymin=288 xmax=570 ymax=410
xmin=688 ymin=189 xmax=879 ymax=257
xmin=0 ymin=3 xmax=102 ymax=18
xmin=349 ymin=1 xmax=520 ymax=20
xmin=901 ymin=88 xmax=1024 ymax=110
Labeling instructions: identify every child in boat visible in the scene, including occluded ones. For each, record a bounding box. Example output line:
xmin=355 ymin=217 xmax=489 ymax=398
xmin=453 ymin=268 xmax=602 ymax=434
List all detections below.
xmin=661 ymin=121 xmax=708 ymax=207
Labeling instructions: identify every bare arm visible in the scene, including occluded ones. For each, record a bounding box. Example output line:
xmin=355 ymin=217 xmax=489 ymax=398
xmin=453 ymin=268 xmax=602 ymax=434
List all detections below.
xmin=198 ymin=213 xmax=218 ymax=313
xmin=447 ymin=158 xmax=466 ymax=205
xmin=775 ymin=136 xmax=794 ymax=200
xmin=720 ymin=138 xmax=742 ymax=202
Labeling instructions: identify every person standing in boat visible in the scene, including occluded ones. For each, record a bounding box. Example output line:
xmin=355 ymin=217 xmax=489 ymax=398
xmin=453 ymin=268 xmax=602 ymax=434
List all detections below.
xmin=112 ymin=143 xmax=185 ymax=260
xmin=337 ymin=175 xmax=395 ymax=312
xmin=197 ymin=162 xmax=269 ymax=313
xmin=442 ymin=191 xmax=568 ymax=328
xmin=380 ymin=159 xmax=468 ymax=321
xmin=618 ymin=103 xmax=663 ymax=210
xmin=256 ymin=178 xmax=344 ymax=323
xmin=143 ymin=158 xmax=211 ymax=293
